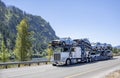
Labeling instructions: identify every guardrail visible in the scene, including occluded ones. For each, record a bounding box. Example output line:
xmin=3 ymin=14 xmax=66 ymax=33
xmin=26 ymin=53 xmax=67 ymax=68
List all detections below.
xmin=0 ymin=60 xmax=49 ymax=69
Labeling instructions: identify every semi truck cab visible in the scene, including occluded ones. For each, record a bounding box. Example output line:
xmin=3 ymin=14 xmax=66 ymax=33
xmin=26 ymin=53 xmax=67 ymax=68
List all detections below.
xmin=51 ymin=45 xmax=92 ymax=66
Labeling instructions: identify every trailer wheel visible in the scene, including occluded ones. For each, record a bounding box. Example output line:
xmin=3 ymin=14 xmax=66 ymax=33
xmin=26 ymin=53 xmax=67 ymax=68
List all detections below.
xmin=84 ymin=57 xmax=89 ymax=63
xmin=89 ymin=57 xmax=92 ymax=62
xmin=91 ymin=57 xmax=95 ymax=62
xmin=76 ymin=59 xmax=81 ymax=63
xmin=66 ymin=59 xmax=71 ymax=65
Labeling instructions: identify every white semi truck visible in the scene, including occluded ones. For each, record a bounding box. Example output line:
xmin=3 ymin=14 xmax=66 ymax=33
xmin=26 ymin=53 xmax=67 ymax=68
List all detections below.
xmin=51 ymin=38 xmax=92 ymax=66
xmin=51 ymin=38 xmax=113 ymax=66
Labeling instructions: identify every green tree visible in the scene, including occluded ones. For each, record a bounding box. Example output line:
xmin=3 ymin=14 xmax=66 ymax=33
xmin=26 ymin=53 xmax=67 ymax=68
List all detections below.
xmin=113 ymin=48 xmax=118 ymax=54
xmin=0 ymin=38 xmax=9 ymax=62
xmin=14 ymin=19 xmax=33 ymax=61
xmin=47 ymin=47 xmax=53 ymax=61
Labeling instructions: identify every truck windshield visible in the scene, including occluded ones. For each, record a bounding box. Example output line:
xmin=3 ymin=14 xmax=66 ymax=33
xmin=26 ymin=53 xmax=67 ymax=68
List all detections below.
xmin=53 ymin=47 xmax=70 ymax=52
xmin=53 ymin=47 xmax=63 ymax=52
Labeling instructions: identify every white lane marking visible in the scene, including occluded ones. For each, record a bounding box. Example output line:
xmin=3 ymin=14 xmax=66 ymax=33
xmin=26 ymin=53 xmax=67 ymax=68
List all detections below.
xmin=64 ymin=62 xmax=120 ymax=78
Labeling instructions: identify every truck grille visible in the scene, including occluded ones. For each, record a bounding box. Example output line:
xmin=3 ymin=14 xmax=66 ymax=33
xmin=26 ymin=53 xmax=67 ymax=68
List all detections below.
xmin=54 ymin=53 xmax=60 ymax=60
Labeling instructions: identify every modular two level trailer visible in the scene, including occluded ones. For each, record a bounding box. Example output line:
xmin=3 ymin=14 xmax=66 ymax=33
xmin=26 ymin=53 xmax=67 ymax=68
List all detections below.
xmin=91 ymin=43 xmax=113 ymax=61
xmin=50 ymin=38 xmax=113 ymax=66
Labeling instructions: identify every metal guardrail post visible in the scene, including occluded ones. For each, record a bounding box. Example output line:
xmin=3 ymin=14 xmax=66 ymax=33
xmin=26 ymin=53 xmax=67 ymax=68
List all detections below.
xmin=29 ymin=63 xmax=31 ymax=66
xmin=46 ymin=62 xmax=48 ymax=64
xmin=18 ymin=64 xmax=20 ymax=67
xmin=37 ymin=62 xmax=39 ymax=65
xmin=5 ymin=65 xmax=7 ymax=69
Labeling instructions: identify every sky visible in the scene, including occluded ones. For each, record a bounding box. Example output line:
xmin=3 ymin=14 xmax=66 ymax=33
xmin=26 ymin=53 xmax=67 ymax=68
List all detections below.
xmin=2 ymin=0 xmax=120 ymax=46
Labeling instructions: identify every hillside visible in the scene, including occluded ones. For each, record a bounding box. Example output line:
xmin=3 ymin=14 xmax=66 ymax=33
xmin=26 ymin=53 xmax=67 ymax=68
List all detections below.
xmin=115 ymin=45 xmax=120 ymax=49
xmin=0 ymin=0 xmax=58 ymax=53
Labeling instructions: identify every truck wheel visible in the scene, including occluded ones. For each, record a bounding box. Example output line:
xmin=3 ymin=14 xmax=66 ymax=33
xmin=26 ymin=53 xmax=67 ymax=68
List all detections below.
xmin=52 ymin=64 xmax=56 ymax=66
xmin=66 ymin=59 xmax=71 ymax=65
xmin=110 ymin=56 xmax=113 ymax=59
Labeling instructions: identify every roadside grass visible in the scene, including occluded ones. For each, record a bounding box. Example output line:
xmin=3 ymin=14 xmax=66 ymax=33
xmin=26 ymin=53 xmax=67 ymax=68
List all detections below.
xmin=0 ymin=65 xmax=18 ymax=69
xmin=105 ymin=70 xmax=120 ymax=78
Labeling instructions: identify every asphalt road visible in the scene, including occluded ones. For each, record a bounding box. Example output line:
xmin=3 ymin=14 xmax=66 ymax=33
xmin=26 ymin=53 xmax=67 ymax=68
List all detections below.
xmin=0 ymin=56 xmax=120 ymax=78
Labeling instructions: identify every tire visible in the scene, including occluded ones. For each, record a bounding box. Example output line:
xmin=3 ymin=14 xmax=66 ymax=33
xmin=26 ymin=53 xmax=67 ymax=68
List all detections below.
xmin=110 ymin=56 xmax=113 ymax=59
xmin=94 ymin=56 xmax=97 ymax=61
xmin=66 ymin=59 xmax=71 ymax=65
xmin=89 ymin=57 xmax=92 ymax=62
xmin=52 ymin=64 xmax=57 ymax=66
xmin=86 ymin=57 xmax=91 ymax=63
xmin=76 ymin=59 xmax=81 ymax=63
xmin=92 ymin=57 xmax=95 ymax=62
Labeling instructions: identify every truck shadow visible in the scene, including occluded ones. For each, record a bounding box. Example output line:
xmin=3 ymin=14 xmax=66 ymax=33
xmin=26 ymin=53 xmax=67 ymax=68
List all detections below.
xmin=56 ymin=62 xmax=95 ymax=68
xmin=56 ymin=57 xmax=118 ymax=68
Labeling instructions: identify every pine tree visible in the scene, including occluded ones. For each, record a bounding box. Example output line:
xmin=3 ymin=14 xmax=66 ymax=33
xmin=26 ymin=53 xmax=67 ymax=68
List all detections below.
xmin=14 ymin=19 xmax=33 ymax=61
xmin=47 ymin=47 xmax=53 ymax=61
xmin=0 ymin=38 xmax=9 ymax=62
xmin=113 ymin=48 xmax=118 ymax=54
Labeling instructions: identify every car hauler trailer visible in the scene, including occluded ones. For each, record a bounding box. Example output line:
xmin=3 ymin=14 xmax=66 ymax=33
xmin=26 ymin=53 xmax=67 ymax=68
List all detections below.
xmin=50 ymin=38 xmax=113 ymax=66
